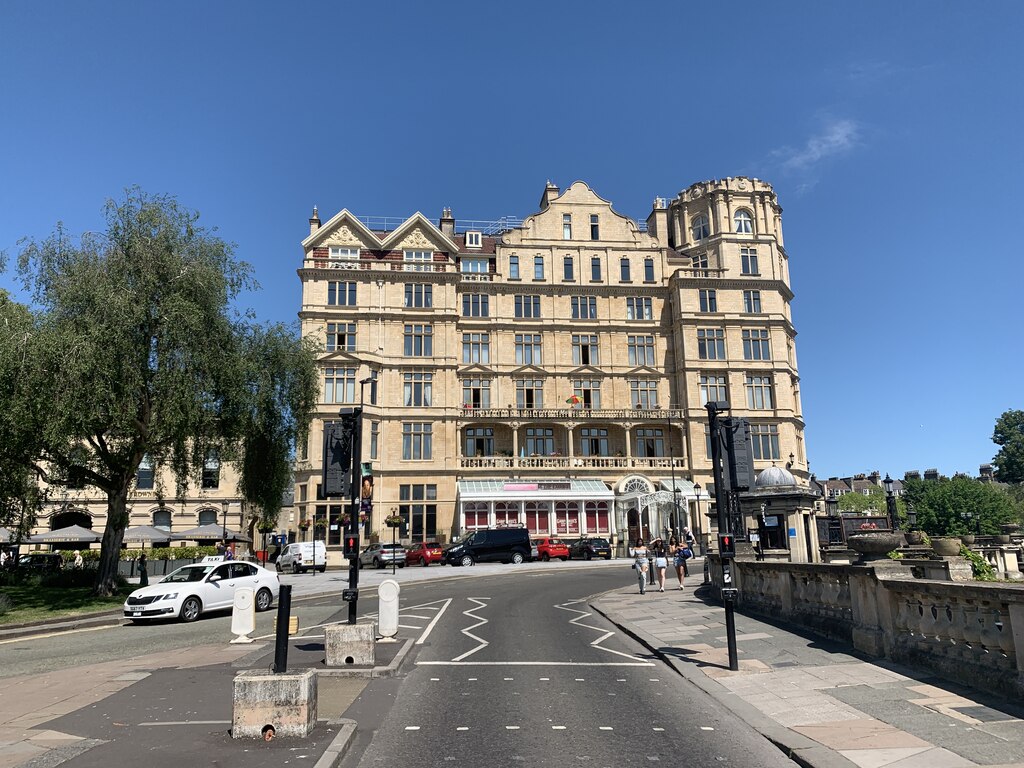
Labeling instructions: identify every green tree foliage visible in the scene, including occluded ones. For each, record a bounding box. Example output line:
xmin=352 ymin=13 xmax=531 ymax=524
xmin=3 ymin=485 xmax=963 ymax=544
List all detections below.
xmin=4 ymin=189 xmax=318 ymax=595
xmin=901 ymin=475 xmax=1021 ymax=536
xmin=837 ymin=485 xmax=906 ymax=524
xmin=992 ymin=409 xmax=1024 ymax=485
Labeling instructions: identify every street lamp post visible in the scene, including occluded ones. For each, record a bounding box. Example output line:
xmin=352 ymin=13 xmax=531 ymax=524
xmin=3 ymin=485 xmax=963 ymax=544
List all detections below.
xmin=666 ymin=411 xmax=681 ymax=539
xmin=220 ymin=499 xmax=228 ymax=553
xmin=693 ymin=482 xmax=704 ymax=555
xmin=883 ymin=474 xmax=899 ymax=531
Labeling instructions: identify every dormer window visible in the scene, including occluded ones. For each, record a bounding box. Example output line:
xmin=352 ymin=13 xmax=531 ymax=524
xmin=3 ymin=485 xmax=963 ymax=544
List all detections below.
xmin=329 ymin=246 xmax=360 ymax=260
xmin=465 ymin=231 xmax=482 ymax=248
xmin=404 ymin=250 xmax=432 ymax=272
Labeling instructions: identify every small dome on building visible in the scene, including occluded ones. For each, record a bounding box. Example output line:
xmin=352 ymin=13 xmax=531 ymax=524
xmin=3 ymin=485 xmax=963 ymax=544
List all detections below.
xmin=755 ymin=465 xmax=797 ymax=488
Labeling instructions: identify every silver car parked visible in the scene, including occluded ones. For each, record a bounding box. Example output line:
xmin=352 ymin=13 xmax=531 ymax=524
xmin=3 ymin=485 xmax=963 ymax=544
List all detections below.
xmin=358 ymin=543 xmax=406 ymax=569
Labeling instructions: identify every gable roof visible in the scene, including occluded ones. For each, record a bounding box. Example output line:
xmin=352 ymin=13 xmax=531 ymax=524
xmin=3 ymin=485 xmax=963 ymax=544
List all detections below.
xmin=302 ymin=209 xmax=382 ymax=250
xmin=378 ymin=212 xmax=461 ymax=254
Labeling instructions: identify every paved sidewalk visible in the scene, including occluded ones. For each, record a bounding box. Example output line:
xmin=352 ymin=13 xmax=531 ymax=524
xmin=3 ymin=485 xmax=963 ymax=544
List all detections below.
xmin=592 ymin=579 xmax=1024 ymax=768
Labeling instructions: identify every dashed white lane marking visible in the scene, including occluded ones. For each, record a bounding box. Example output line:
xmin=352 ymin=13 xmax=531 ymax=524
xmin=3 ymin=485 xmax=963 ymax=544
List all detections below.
xmin=617 ymin=678 xmax=626 ymax=682
xmin=468 ymin=677 xmax=478 ymax=681
xmin=405 ymin=726 xmax=420 ymax=731
xmin=456 ymin=727 xmax=469 ymax=731
xmin=540 ymin=677 xmax=550 ymax=681
xmin=653 ymin=727 xmax=665 ymax=732
xmin=430 ymin=678 xmax=440 ymax=681
xmin=599 ymin=726 xmax=613 ymax=730
xmin=416 ymin=598 xmax=453 ymax=646
xmin=552 ymin=725 xmax=566 ymax=730
xmin=575 ymin=678 xmax=585 ymax=681
xmin=399 ymin=624 xmax=423 ymax=630
xmin=649 ymin=678 xmax=660 ymax=682
xmin=701 ymin=726 xmax=715 ymax=731
xmin=451 ymin=598 xmax=490 ymax=662
xmin=0 ymin=625 xmax=115 ymax=645
xmin=505 ymin=725 xmax=520 ymax=730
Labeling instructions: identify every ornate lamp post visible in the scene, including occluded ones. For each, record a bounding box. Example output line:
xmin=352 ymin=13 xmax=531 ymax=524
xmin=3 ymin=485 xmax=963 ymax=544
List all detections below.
xmin=883 ymin=474 xmax=899 ymax=531
xmin=693 ymin=482 xmax=704 ymax=555
xmin=220 ymin=499 xmax=228 ymax=550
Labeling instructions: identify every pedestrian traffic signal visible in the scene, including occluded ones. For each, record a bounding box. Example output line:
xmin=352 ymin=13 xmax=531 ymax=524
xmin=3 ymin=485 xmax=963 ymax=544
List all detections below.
xmin=343 ymin=534 xmax=359 ymax=558
xmin=718 ymin=534 xmax=736 ymax=559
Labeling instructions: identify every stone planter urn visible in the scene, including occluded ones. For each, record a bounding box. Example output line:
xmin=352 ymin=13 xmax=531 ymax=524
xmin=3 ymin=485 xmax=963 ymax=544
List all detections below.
xmin=999 ymin=523 xmax=1020 ymax=542
xmin=846 ymin=531 xmax=902 ymax=561
xmin=960 ymin=534 xmax=976 ymax=546
xmin=931 ymin=537 xmax=962 ymax=557
xmin=905 ymin=530 xmax=925 ymax=546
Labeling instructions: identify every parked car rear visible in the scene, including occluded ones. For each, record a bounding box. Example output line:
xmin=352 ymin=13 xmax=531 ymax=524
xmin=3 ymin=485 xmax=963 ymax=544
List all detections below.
xmin=406 ymin=541 xmax=443 ymax=566
xmin=532 ymin=537 xmax=569 ymax=561
xmin=359 ymin=543 xmax=406 ymax=569
xmin=568 ymin=537 xmax=612 ymax=560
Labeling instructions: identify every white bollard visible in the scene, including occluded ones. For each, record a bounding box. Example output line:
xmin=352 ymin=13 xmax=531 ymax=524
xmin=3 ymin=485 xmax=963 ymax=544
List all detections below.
xmin=230 ymin=587 xmax=255 ymax=643
xmin=378 ymin=579 xmax=400 ymax=640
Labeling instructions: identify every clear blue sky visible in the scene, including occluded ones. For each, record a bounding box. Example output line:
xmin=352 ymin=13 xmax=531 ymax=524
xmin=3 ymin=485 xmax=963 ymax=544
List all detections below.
xmin=1 ymin=2 xmax=1020 ymax=480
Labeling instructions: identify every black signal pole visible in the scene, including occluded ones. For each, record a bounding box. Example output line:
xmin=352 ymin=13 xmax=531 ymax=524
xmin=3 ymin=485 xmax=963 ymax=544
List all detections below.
xmin=706 ymin=400 xmax=739 ymax=671
xmin=346 ymin=407 xmax=362 ymax=625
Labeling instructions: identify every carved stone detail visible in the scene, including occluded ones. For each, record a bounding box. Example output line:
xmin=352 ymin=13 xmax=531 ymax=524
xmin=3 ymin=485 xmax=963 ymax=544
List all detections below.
xmin=324 ymin=225 xmax=363 ymax=247
xmin=399 ymin=229 xmax=433 ymax=249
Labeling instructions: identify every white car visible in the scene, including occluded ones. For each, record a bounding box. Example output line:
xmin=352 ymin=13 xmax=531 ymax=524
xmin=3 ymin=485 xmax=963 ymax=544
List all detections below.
xmin=123 ymin=560 xmax=280 ymax=623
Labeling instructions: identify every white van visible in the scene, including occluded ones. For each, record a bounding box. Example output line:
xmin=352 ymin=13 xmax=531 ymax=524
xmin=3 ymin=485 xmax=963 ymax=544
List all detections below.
xmin=275 ymin=541 xmax=327 ymax=574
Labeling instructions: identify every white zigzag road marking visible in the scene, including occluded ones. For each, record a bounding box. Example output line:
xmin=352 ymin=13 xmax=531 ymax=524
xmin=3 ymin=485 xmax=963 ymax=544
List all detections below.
xmin=451 ymin=597 xmax=490 ymax=662
xmin=555 ymin=603 xmax=643 ymax=661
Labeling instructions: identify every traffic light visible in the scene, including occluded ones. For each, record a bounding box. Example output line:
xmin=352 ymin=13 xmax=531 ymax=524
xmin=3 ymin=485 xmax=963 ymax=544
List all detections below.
xmin=719 ymin=417 xmax=755 ymax=491
xmin=322 ymin=410 xmax=360 ymax=497
xmin=343 ymin=534 xmax=359 ymax=558
xmin=718 ymin=533 xmax=736 ymax=559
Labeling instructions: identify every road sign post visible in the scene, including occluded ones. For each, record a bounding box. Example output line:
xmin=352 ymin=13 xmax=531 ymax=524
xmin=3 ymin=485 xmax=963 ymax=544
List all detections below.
xmin=708 ymin=400 xmax=740 ymax=672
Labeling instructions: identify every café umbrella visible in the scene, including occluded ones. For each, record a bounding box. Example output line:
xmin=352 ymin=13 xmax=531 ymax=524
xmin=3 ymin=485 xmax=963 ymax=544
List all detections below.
xmin=173 ymin=523 xmax=252 ymax=543
xmin=122 ymin=525 xmax=176 ymax=549
xmin=26 ymin=524 xmax=103 ymax=545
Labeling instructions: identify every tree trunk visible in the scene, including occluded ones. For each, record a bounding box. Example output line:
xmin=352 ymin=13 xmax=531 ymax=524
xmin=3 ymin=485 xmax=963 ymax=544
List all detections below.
xmin=93 ymin=485 xmax=130 ymax=597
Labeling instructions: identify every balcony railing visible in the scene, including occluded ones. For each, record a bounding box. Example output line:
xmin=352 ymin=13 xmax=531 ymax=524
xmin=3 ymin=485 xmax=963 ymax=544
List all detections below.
xmin=458 ymin=407 xmax=685 ymax=421
xmin=458 ymin=456 xmax=685 ymax=470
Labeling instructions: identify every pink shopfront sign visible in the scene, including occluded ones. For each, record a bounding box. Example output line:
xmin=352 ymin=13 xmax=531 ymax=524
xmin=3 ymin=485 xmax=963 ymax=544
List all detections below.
xmin=503 ymin=483 xmax=538 ymax=491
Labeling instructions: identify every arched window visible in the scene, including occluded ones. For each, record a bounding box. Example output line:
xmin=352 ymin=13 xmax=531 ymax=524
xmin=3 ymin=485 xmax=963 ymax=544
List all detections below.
xmin=198 ymin=507 xmax=218 ymax=526
xmin=554 ymin=501 xmax=579 ymax=536
xmin=463 ymin=502 xmax=488 ymax=530
xmin=525 ymin=501 xmax=550 ymax=534
xmin=494 ymin=501 xmax=519 ymax=527
xmin=691 ymin=214 xmax=709 ymax=241
xmin=153 ymin=508 xmax=172 ymax=531
xmin=734 ymin=209 xmax=753 ymax=234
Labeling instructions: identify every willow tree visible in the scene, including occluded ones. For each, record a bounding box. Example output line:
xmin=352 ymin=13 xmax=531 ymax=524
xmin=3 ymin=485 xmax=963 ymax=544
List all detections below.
xmin=9 ymin=189 xmax=318 ymax=595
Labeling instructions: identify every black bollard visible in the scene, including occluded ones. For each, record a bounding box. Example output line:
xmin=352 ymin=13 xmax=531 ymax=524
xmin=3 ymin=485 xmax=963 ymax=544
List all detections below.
xmin=273 ymin=584 xmax=292 ymax=674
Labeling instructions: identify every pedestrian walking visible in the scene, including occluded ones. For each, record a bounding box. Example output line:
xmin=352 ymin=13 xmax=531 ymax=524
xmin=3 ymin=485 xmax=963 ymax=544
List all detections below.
xmin=683 ymin=527 xmax=697 ymax=576
xmin=138 ymin=551 xmax=148 ymax=587
xmin=0 ymin=549 xmax=7 ymax=569
xmin=669 ymin=536 xmax=685 ymax=589
xmin=651 ymin=538 xmax=668 ymax=592
xmin=629 ymin=538 xmax=650 ymax=595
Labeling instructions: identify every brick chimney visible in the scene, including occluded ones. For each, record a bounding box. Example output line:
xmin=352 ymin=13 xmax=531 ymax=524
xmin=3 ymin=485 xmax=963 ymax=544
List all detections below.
xmin=309 ymin=206 xmax=321 ymax=236
xmin=904 ymin=470 xmax=921 ymax=481
xmin=924 ymin=468 xmax=939 ymax=481
xmin=439 ymin=207 xmax=455 ymax=237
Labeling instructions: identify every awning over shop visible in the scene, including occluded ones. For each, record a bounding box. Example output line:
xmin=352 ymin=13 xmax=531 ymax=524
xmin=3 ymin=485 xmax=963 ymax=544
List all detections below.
xmin=457 ymin=478 xmax=614 ymax=502
xmin=659 ymin=478 xmax=708 ymax=500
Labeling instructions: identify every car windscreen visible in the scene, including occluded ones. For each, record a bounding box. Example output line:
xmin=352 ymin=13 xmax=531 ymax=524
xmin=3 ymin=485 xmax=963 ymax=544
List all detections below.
xmin=163 ymin=565 xmax=216 ymax=583
xmin=590 ymin=539 xmax=610 ymax=547
xmin=549 ymin=538 xmax=563 ymax=544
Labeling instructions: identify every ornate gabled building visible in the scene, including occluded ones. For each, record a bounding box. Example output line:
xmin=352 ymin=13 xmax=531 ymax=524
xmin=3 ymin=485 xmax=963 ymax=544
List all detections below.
xmin=295 ymin=178 xmax=806 ymax=563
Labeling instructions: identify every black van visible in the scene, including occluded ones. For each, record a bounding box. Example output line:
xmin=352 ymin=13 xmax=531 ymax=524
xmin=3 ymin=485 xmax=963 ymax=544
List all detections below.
xmin=443 ymin=528 xmax=532 ymax=566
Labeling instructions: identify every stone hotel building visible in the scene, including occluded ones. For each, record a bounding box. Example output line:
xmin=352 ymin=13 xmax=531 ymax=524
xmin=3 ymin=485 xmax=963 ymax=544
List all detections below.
xmin=296 ymin=178 xmax=806 ymax=563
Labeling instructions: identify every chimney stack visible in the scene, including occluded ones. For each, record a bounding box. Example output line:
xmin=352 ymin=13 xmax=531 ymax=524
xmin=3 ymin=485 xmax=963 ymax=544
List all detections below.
xmin=539 ymin=180 xmax=560 ymax=210
xmin=439 ymin=207 xmax=455 ymax=237
xmin=646 ymin=197 xmax=668 ymax=244
xmin=309 ymin=206 xmax=321 ymax=236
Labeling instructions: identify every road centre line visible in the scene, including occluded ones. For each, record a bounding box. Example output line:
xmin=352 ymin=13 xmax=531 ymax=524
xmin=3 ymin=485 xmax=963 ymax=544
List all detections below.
xmin=450 ymin=598 xmax=489 ymax=662
xmin=555 ymin=602 xmax=645 ymax=662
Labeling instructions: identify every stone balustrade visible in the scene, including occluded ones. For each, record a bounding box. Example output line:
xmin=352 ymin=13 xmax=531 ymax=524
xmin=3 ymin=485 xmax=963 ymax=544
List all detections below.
xmin=709 ymin=558 xmax=1024 ymax=701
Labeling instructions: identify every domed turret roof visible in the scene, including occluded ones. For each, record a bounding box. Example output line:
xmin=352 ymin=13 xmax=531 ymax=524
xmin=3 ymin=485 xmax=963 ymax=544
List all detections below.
xmin=755 ymin=465 xmax=797 ymax=488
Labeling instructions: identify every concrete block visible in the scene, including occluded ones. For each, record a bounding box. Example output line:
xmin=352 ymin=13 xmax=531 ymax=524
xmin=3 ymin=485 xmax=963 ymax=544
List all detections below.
xmin=326 ymin=623 xmax=376 ymax=667
xmin=232 ymin=668 xmax=317 ymax=739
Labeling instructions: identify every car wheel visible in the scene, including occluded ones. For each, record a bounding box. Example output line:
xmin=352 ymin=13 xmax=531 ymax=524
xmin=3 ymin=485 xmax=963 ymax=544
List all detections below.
xmin=291 ymin=562 xmax=299 ymax=575
xmin=604 ymin=555 xmax=612 ymax=560
xmin=561 ymin=556 xmax=568 ymax=561
xmin=255 ymin=588 xmax=273 ymax=612
xmin=585 ymin=551 xmax=592 ymax=561
xmin=542 ymin=553 xmax=550 ymax=562
xmin=421 ymin=558 xmax=428 ymax=567
xmin=460 ymin=555 xmax=474 ymax=567
xmin=275 ymin=562 xmax=281 ymax=573
xmin=179 ymin=596 xmax=202 ymax=623
xmin=373 ymin=558 xmax=382 ymax=569
xmin=398 ymin=563 xmax=405 ymax=568
xmin=511 ymin=552 xmax=525 ymax=565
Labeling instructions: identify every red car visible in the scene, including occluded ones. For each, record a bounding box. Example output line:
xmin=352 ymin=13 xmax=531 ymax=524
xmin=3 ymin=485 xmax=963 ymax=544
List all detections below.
xmin=532 ymin=537 xmax=569 ymax=561
xmin=406 ymin=541 xmax=444 ymax=566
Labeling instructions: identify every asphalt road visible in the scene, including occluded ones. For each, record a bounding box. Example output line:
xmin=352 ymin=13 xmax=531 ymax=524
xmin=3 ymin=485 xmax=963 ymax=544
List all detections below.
xmin=338 ymin=568 xmax=798 ymax=768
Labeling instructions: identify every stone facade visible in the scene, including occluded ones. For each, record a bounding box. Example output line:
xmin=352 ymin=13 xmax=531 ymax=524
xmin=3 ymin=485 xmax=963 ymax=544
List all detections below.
xmin=296 ymin=179 xmax=806 ymax=564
